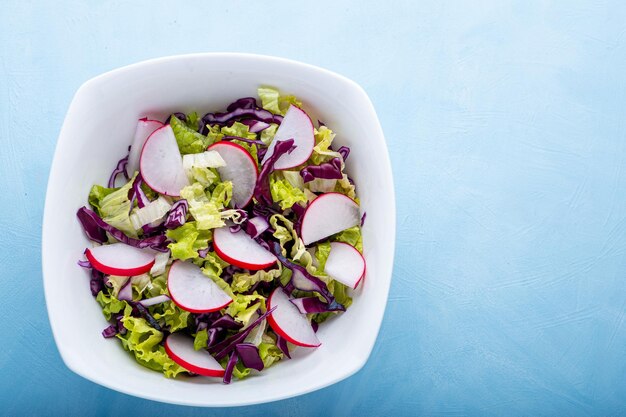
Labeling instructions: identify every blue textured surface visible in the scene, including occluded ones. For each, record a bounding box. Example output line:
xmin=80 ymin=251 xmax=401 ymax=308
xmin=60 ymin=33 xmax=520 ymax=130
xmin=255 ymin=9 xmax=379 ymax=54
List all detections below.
xmin=2 ymin=1 xmax=626 ymax=416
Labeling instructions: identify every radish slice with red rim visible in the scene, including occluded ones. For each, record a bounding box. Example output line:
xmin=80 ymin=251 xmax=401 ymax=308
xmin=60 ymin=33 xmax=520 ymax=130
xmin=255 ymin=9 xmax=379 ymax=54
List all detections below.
xmin=324 ymin=242 xmax=366 ymax=289
xmin=167 ymin=261 xmax=233 ymax=313
xmin=85 ymin=243 xmax=155 ymax=276
xmin=213 ymin=227 xmax=277 ymax=270
xmin=300 ymin=192 xmax=360 ymax=245
xmin=127 ymin=118 xmax=163 ymax=176
xmin=207 ymin=141 xmax=258 ymax=208
xmin=165 ymin=333 xmax=225 ymax=377
xmin=140 ymin=125 xmax=189 ymax=196
xmin=261 ymin=105 xmax=314 ymax=170
xmin=267 ymin=288 xmax=320 ymax=348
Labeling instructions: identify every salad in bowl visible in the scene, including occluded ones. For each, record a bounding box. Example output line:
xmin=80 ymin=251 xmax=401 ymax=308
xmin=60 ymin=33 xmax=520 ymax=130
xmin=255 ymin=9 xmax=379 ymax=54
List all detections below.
xmin=76 ymin=87 xmax=365 ymax=384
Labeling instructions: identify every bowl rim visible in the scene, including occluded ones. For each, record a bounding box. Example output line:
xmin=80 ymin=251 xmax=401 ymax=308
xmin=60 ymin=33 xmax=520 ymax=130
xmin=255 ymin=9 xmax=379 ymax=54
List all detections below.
xmin=42 ymin=52 xmax=396 ymax=407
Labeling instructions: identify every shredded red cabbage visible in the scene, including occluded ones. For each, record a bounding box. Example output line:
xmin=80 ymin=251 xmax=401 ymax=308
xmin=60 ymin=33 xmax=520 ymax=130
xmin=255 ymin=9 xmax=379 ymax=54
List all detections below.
xmin=76 ymin=206 xmax=169 ymax=252
xmin=164 ymin=199 xmax=188 ymax=229
xmin=223 ymin=351 xmax=239 ymax=384
xmin=290 ymin=296 xmax=346 ymax=314
xmin=235 ymin=343 xmax=264 ymax=371
xmin=300 ymin=157 xmax=343 ymax=183
xmin=209 ymin=307 xmax=276 ymax=360
xmin=108 ymin=155 xmax=129 ymax=188
xmin=222 ymin=135 xmax=266 ymax=146
xmin=253 ymin=139 xmax=295 ymax=206
xmin=337 ymin=146 xmax=350 ymax=161
xmin=203 ymin=107 xmax=283 ymax=125
xmin=276 ymin=334 xmax=291 ymax=359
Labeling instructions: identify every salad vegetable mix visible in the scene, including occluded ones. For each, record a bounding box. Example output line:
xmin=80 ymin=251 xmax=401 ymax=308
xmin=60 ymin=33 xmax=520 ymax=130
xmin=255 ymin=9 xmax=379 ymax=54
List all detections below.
xmin=77 ymin=87 xmax=366 ymax=383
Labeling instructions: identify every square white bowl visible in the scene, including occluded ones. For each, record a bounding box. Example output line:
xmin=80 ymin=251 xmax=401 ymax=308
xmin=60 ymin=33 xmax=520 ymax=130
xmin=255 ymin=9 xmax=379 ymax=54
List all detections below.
xmin=42 ymin=53 xmax=395 ymax=407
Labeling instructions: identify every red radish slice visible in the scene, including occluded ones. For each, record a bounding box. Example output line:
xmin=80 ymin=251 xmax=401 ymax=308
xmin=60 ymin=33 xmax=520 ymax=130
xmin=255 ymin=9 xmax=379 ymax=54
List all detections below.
xmin=300 ymin=192 xmax=361 ymax=245
xmin=213 ymin=227 xmax=277 ymax=270
xmin=127 ymin=118 xmax=163 ymax=176
xmin=324 ymin=242 xmax=366 ymax=289
xmin=140 ymin=125 xmax=189 ymax=196
xmin=167 ymin=261 xmax=233 ymax=313
xmin=85 ymin=243 xmax=155 ymax=276
xmin=165 ymin=333 xmax=225 ymax=377
xmin=207 ymin=142 xmax=258 ymax=208
xmin=261 ymin=105 xmax=314 ymax=170
xmin=267 ymin=288 xmax=320 ymax=348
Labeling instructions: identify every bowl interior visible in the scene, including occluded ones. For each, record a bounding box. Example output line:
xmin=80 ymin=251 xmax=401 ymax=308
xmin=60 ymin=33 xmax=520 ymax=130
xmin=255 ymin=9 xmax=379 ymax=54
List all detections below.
xmin=43 ymin=54 xmax=395 ymax=406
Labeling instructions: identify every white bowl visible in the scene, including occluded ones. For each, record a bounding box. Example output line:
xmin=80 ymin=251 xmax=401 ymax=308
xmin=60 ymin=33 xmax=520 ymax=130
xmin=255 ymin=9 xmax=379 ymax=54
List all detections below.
xmin=42 ymin=53 xmax=395 ymax=407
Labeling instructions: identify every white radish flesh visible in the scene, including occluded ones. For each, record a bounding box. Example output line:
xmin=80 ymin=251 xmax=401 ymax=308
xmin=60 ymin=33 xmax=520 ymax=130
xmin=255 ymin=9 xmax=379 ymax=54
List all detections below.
xmin=208 ymin=142 xmax=258 ymax=208
xmin=167 ymin=261 xmax=232 ymax=313
xmin=261 ymin=105 xmax=314 ymax=170
xmin=300 ymin=192 xmax=360 ymax=245
xmin=324 ymin=242 xmax=366 ymax=289
xmin=267 ymin=288 xmax=320 ymax=348
xmin=213 ymin=227 xmax=277 ymax=270
xmin=140 ymin=125 xmax=189 ymax=196
xmin=86 ymin=243 xmax=155 ymax=276
xmin=127 ymin=118 xmax=164 ymax=176
xmin=165 ymin=333 xmax=225 ymax=377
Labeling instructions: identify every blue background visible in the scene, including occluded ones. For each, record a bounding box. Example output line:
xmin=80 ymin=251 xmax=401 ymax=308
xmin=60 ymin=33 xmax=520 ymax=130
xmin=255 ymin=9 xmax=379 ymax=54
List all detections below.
xmin=2 ymin=1 xmax=625 ymax=416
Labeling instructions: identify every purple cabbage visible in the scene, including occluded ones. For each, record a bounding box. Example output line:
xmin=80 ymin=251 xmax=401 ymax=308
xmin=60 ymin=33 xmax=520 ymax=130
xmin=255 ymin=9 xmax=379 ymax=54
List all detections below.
xmin=209 ymin=307 xmax=276 ymax=360
xmin=90 ymin=268 xmax=104 ymax=297
xmin=361 ymin=212 xmax=367 ymax=227
xmin=337 ymin=146 xmax=350 ymax=161
xmin=235 ymin=343 xmax=264 ymax=371
xmin=130 ymin=175 xmax=151 ymax=209
xmin=300 ymin=157 xmax=343 ymax=183
xmin=197 ymin=247 xmax=210 ymax=259
xmin=270 ymin=242 xmax=342 ymax=310
xmin=226 ymin=97 xmax=258 ymax=112
xmin=77 ymin=206 xmax=169 ymax=252
xmin=211 ymin=315 xmax=243 ymax=330
xmin=108 ymin=155 xmax=129 ymax=188
xmin=253 ymin=139 xmax=295 ymax=206
xmin=276 ymin=335 xmax=291 ymax=359
xmin=206 ymin=328 xmax=223 ymax=348
xmin=290 ymin=296 xmax=345 ymax=314
xmin=135 ymin=303 xmax=162 ymax=331
xmin=291 ymin=203 xmax=306 ymax=236
xmin=102 ymin=325 xmax=117 ymax=338
xmin=223 ymin=351 xmax=239 ymax=384
xmin=244 ymin=216 xmax=270 ymax=239
xmin=164 ymin=199 xmax=188 ymax=229
xmin=311 ymin=321 xmax=319 ymax=333
xmin=77 ymin=259 xmax=91 ymax=269
xmin=239 ymin=119 xmax=271 ymax=133
xmin=166 ymin=112 xmax=187 ymax=125
xmin=203 ymin=107 xmax=283 ymax=126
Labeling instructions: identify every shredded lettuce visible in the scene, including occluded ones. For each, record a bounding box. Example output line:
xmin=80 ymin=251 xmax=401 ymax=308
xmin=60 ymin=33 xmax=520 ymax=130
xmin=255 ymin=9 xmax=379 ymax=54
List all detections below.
xmin=179 ymin=182 xmax=225 ymax=230
xmin=166 ymin=221 xmax=212 ymax=261
xmin=231 ymin=267 xmax=282 ymax=293
xmin=332 ymin=226 xmax=363 ymax=253
xmin=92 ymin=174 xmax=137 ymax=237
xmin=170 ymin=114 xmax=211 ymax=154
xmin=117 ymin=312 xmax=186 ymax=378
xmin=88 ymin=185 xmax=118 ymax=215
xmin=225 ymin=293 xmax=266 ymax=325
xmin=151 ymin=301 xmax=190 ymax=332
xmin=270 ymin=175 xmax=307 ymax=210
xmin=258 ymin=87 xmax=302 ymax=116
xmin=194 ymin=329 xmax=208 ymax=350
xmin=259 ymin=341 xmax=283 ymax=368
xmin=221 ymin=122 xmax=257 ymax=140
xmin=96 ymin=291 xmax=128 ymax=320
xmin=260 ymin=123 xmax=278 ymax=145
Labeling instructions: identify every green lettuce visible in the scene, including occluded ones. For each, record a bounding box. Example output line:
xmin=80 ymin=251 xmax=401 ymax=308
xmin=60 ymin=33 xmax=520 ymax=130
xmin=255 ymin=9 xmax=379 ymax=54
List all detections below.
xmin=312 ymin=281 xmax=353 ymax=324
xmin=190 ymin=167 xmax=219 ymax=188
xmin=310 ymin=126 xmax=343 ymax=165
xmin=91 ymin=174 xmax=138 ymax=237
xmin=180 ymin=182 xmax=225 ymax=230
xmin=270 ymin=176 xmax=307 ymax=210
xmin=184 ymin=112 xmax=201 ymax=130
xmin=170 ymin=114 xmax=211 ymax=154
xmin=201 ymin=251 xmax=235 ymax=298
xmin=194 ymin=329 xmax=208 ymax=350
xmin=151 ymin=301 xmax=191 ymax=332
xmin=225 ymin=293 xmax=266 ymax=325
xmin=260 ymin=123 xmax=279 ymax=145
xmin=257 ymin=87 xmax=302 ymax=116
xmin=332 ymin=226 xmax=363 ymax=253
xmin=166 ymin=221 xmax=212 ymax=261
xmin=259 ymin=341 xmax=283 ymax=368
xmin=314 ymin=242 xmax=332 ymax=272
xmin=117 ymin=314 xmax=186 ymax=378
xmin=269 ymin=214 xmax=317 ymax=273
xmin=96 ymin=291 xmax=128 ymax=320
xmin=221 ymin=122 xmax=257 ymax=140
xmin=231 ymin=267 xmax=282 ymax=293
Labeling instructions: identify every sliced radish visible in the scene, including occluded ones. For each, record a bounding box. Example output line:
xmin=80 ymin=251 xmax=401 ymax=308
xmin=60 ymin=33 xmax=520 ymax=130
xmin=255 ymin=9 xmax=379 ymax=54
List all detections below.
xmin=213 ymin=227 xmax=277 ymax=270
xmin=324 ymin=242 xmax=366 ymax=289
xmin=261 ymin=105 xmax=314 ymax=170
xmin=85 ymin=243 xmax=155 ymax=276
xmin=267 ymin=288 xmax=320 ymax=348
xmin=207 ymin=142 xmax=258 ymax=208
xmin=165 ymin=333 xmax=225 ymax=377
xmin=127 ymin=118 xmax=164 ymax=176
xmin=140 ymin=125 xmax=189 ymax=196
xmin=167 ymin=261 xmax=233 ymax=313
xmin=300 ymin=192 xmax=361 ymax=245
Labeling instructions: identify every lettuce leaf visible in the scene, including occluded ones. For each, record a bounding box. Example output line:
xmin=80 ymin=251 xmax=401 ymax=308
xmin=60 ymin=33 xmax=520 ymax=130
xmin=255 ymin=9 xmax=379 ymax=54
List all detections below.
xmin=166 ymin=221 xmax=212 ymax=261
xmin=117 ymin=313 xmax=186 ymax=378
xmin=270 ymin=176 xmax=307 ymax=210
xmin=332 ymin=226 xmax=363 ymax=253
xmin=93 ymin=174 xmax=137 ymax=237
xmin=151 ymin=301 xmax=190 ymax=332
xmin=258 ymin=87 xmax=302 ymax=116
xmin=221 ymin=122 xmax=257 ymax=140
xmin=314 ymin=242 xmax=332 ymax=272
xmin=180 ymin=182 xmax=225 ymax=230
xmin=96 ymin=291 xmax=128 ymax=320
xmin=194 ymin=329 xmax=208 ymax=350
xmin=170 ymin=114 xmax=211 ymax=154
xmin=312 ymin=281 xmax=352 ymax=324
xmin=259 ymin=341 xmax=283 ymax=368
xmin=310 ymin=126 xmax=343 ymax=165
xmin=260 ymin=123 xmax=278 ymax=145
xmin=225 ymin=293 xmax=266 ymax=325
xmin=231 ymin=267 xmax=282 ymax=293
